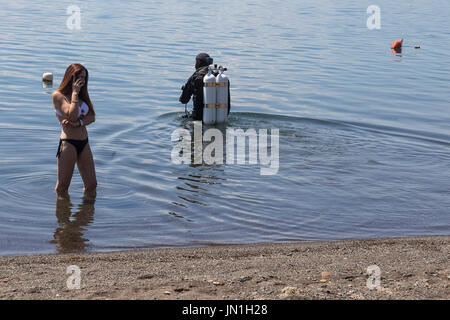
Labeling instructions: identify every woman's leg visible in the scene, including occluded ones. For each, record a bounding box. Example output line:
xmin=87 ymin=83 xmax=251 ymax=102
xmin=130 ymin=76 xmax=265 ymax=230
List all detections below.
xmin=77 ymin=143 xmax=97 ymax=198
xmin=55 ymin=141 xmax=77 ymax=197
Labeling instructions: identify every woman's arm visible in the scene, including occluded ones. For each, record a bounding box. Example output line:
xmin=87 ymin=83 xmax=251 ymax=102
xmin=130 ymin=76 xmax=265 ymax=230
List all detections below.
xmin=53 ymin=91 xmax=79 ymax=128
xmin=52 ymin=91 xmax=66 ymax=125
xmin=52 ymin=89 xmax=78 ymax=121
xmin=80 ymin=109 xmax=95 ymax=126
xmin=67 ymin=75 xmax=85 ymax=122
xmin=64 ymin=109 xmax=95 ymax=128
xmin=67 ymin=92 xmax=80 ymax=122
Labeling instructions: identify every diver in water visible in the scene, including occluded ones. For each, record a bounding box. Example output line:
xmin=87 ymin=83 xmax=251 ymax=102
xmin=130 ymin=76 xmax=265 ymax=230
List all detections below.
xmin=179 ymin=53 xmax=230 ymax=121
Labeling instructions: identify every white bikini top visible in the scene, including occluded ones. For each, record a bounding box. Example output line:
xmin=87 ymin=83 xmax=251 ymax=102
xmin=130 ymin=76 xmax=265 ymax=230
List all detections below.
xmin=55 ymin=101 xmax=89 ymax=118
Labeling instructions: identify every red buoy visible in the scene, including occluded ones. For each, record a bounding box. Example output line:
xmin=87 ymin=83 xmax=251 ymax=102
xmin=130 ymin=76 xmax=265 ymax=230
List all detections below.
xmin=392 ymin=39 xmax=403 ymax=53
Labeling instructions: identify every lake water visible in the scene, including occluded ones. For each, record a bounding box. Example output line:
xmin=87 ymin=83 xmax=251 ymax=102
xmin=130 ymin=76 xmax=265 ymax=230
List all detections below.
xmin=0 ymin=0 xmax=449 ymax=256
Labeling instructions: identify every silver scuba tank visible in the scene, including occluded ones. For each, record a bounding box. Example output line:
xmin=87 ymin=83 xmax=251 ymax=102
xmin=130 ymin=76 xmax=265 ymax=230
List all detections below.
xmin=215 ymin=66 xmax=229 ymax=123
xmin=203 ymin=66 xmax=216 ymax=124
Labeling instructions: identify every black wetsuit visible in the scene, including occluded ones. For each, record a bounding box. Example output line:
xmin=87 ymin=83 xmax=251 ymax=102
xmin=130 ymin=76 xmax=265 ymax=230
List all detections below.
xmin=179 ymin=66 xmax=231 ymax=121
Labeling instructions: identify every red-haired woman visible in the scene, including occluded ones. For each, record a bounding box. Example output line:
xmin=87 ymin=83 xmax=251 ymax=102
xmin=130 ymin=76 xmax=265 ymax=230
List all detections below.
xmin=52 ymin=63 xmax=97 ymax=197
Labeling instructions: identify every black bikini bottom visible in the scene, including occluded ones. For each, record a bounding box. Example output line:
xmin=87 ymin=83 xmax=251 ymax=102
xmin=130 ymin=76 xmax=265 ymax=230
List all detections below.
xmin=56 ymin=138 xmax=89 ymax=158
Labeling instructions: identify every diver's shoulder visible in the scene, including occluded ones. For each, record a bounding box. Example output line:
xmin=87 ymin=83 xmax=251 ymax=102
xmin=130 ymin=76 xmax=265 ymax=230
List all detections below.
xmin=193 ymin=67 xmax=209 ymax=79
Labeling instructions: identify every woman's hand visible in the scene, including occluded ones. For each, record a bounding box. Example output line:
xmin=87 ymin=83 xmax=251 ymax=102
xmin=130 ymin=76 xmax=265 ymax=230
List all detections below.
xmin=72 ymin=75 xmax=85 ymax=94
xmin=61 ymin=119 xmax=80 ymax=128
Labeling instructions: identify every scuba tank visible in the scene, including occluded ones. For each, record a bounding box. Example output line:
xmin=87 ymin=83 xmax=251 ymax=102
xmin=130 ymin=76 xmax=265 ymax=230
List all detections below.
xmin=215 ymin=66 xmax=229 ymax=123
xmin=203 ymin=66 xmax=216 ymax=124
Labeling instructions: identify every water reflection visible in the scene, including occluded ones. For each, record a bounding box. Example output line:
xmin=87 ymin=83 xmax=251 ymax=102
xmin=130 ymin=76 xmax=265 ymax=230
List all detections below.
xmin=170 ymin=119 xmax=228 ymax=216
xmin=50 ymin=194 xmax=96 ymax=253
xmin=392 ymin=48 xmax=402 ymax=58
xmin=178 ymin=120 xmax=229 ymax=168
xmin=42 ymin=81 xmax=52 ymax=89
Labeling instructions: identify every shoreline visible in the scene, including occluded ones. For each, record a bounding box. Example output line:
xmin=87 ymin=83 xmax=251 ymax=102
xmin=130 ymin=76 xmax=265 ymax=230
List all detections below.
xmin=0 ymin=236 xmax=448 ymax=300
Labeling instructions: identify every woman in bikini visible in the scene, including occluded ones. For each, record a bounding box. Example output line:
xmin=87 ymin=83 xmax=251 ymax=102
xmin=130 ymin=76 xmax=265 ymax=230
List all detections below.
xmin=52 ymin=63 xmax=97 ymax=198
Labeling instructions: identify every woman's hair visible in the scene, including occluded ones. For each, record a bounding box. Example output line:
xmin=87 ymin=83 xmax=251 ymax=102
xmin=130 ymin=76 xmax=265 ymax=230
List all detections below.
xmin=57 ymin=63 xmax=95 ymax=115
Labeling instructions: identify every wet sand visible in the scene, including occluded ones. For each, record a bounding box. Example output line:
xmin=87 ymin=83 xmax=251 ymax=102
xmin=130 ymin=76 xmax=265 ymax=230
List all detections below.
xmin=0 ymin=236 xmax=448 ymax=300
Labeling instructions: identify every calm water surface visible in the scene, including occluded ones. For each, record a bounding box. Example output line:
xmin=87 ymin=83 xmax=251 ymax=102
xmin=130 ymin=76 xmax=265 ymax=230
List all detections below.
xmin=0 ymin=0 xmax=449 ymax=256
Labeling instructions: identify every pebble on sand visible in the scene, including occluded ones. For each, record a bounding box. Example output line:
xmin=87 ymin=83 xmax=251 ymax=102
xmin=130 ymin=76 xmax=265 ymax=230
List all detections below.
xmin=280 ymin=286 xmax=299 ymax=297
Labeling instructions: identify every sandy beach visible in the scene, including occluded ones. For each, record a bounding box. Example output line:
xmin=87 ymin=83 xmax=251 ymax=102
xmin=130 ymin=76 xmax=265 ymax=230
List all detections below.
xmin=0 ymin=236 xmax=448 ymax=300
